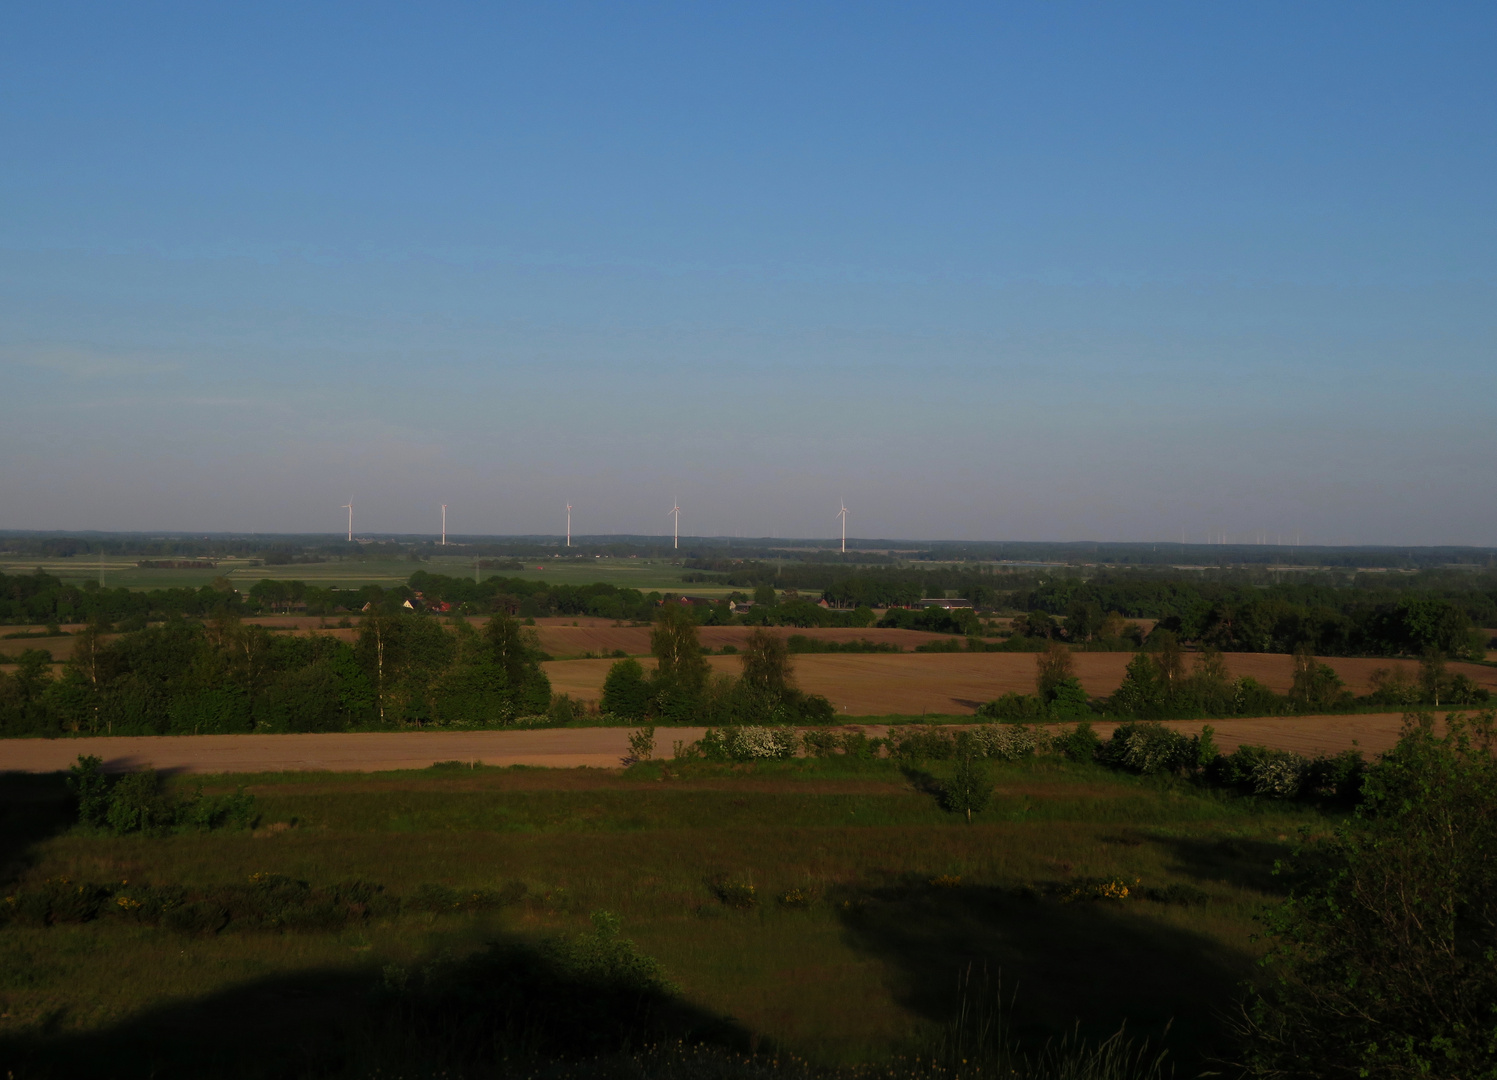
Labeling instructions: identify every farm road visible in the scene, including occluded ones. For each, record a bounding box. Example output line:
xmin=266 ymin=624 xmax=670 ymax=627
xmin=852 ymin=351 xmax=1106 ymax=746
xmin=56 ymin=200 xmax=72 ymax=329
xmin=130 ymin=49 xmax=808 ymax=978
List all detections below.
xmin=0 ymin=713 xmax=1444 ymax=775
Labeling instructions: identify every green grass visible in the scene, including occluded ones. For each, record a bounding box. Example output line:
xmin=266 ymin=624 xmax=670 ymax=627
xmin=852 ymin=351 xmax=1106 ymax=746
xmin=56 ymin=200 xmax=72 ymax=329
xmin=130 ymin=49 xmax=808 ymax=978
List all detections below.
xmin=0 ymin=757 xmax=1320 ymax=1077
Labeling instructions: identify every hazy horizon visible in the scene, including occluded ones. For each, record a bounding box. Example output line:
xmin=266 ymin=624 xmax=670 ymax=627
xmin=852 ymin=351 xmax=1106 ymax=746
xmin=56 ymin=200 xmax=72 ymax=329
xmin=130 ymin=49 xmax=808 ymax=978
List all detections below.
xmin=3 ymin=3 xmax=1494 ymax=545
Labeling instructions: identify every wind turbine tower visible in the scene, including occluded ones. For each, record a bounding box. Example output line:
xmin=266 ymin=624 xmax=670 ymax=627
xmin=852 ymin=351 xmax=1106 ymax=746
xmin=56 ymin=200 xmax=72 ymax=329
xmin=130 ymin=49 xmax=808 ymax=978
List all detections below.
xmin=670 ymin=500 xmax=680 ymax=550
xmin=441 ymin=505 xmax=447 ymax=546
xmin=837 ymin=501 xmax=848 ymax=554
xmin=341 ymin=500 xmax=353 ymax=542
xmin=566 ymin=503 xmax=572 ymax=548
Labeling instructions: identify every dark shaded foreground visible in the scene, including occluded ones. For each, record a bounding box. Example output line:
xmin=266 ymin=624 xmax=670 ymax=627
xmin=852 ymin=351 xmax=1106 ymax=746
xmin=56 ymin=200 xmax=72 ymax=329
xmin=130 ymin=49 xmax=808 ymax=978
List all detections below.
xmin=833 ymin=872 xmax=1256 ymax=1071
xmin=0 ymin=928 xmax=753 ymax=1079
xmin=0 ymin=772 xmax=74 ymax=888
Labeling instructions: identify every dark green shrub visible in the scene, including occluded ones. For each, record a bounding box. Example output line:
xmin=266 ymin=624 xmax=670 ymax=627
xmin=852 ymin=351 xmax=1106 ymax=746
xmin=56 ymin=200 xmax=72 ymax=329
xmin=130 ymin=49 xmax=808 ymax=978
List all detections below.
xmin=1055 ymin=721 xmax=1101 ymax=763
xmin=1244 ymin=711 xmax=1497 ymax=1079
xmin=627 ymin=725 xmax=656 ymax=761
xmin=65 ymin=754 xmax=111 ymax=827
xmin=1097 ymin=722 xmax=1195 ymax=775
xmin=886 ymin=727 xmax=956 ymax=760
xmin=600 ymin=657 xmax=649 ymax=720
xmin=1047 ymin=676 xmax=1093 ymax=719
xmin=104 ymin=770 xmax=177 ymax=834
xmin=1303 ymin=748 xmax=1366 ymax=805
xmin=546 ymin=692 xmax=580 ymax=726
xmin=182 ymin=790 xmax=259 ymax=831
xmin=839 ymin=729 xmax=875 ymax=760
xmin=978 ymin=691 xmax=1046 ymax=722
xmin=802 ymin=729 xmax=838 ymax=757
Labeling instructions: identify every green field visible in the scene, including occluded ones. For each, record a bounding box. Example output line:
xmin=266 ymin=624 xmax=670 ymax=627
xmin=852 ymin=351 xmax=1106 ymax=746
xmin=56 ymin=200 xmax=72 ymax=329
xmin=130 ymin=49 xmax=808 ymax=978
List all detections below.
xmin=0 ymin=755 xmax=1317 ymax=1079
xmin=0 ymin=555 xmax=726 ymax=596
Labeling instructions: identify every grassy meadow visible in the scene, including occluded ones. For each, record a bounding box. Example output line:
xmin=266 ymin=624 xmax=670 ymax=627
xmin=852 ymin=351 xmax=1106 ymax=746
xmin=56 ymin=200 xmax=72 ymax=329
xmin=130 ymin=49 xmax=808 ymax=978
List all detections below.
xmin=0 ymin=754 xmax=1321 ymax=1078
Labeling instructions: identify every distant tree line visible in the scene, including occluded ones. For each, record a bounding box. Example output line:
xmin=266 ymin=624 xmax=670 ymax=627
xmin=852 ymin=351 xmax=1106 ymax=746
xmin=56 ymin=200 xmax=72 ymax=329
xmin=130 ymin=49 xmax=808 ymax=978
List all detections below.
xmin=0 ymin=607 xmax=552 ymax=738
xmin=1012 ymin=574 xmax=1490 ymax=659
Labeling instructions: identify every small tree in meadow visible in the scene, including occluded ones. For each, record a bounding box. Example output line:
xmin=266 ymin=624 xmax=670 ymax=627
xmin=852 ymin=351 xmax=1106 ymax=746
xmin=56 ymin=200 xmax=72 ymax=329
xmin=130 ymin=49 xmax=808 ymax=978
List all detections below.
xmin=943 ymin=733 xmax=993 ymax=823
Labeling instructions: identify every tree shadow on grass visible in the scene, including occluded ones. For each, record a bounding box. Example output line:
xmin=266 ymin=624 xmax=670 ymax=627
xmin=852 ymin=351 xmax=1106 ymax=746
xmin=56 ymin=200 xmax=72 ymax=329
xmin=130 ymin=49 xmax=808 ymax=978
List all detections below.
xmin=834 ymin=880 xmax=1252 ymax=1072
xmin=0 ymin=771 xmax=75 ymax=887
xmin=0 ymin=926 xmax=754 ymax=1079
xmin=1150 ymin=834 xmax=1297 ymax=896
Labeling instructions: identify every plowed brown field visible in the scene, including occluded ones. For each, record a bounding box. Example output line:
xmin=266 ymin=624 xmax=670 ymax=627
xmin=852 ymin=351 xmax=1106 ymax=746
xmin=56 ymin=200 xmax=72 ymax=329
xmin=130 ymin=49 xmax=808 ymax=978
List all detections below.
xmin=542 ymin=651 xmax=1497 ymax=716
xmin=0 ymin=712 xmax=1458 ymax=774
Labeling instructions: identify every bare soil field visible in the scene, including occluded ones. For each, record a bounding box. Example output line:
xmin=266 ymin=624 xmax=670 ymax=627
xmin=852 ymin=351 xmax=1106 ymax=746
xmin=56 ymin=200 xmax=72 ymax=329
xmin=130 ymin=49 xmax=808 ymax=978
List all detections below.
xmin=543 ymin=651 xmax=1497 ymax=716
xmin=0 ymin=712 xmax=1456 ymax=775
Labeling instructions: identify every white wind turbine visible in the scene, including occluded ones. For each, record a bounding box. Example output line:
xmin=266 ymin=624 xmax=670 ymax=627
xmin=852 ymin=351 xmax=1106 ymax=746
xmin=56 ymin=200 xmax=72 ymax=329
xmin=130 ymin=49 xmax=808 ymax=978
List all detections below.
xmin=441 ymin=504 xmax=447 ymax=546
xmin=341 ymin=499 xmax=353 ymax=542
xmin=670 ymin=500 xmax=680 ymax=550
xmin=566 ymin=503 xmax=572 ymax=548
xmin=837 ymin=501 xmax=848 ymax=554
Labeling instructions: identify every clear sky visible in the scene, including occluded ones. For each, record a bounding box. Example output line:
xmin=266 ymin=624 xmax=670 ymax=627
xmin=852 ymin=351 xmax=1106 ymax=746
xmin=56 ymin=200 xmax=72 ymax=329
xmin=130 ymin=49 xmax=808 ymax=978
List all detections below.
xmin=2 ymin=2 xmax=1493 ymax=544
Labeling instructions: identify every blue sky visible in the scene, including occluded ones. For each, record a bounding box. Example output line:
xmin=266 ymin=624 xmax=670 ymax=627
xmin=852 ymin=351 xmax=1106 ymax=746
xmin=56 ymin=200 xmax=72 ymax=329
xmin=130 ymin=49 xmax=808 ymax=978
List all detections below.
xmin=2 ymin=2 xmax=1493 ymax=543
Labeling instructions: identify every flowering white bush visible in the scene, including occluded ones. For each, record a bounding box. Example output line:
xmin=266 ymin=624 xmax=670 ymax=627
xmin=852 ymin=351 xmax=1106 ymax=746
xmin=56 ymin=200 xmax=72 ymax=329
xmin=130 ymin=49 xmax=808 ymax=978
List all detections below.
xmin=699 ymin=725 xmax=797 ymax=760
xmin=727 ymin=725 xmax=796 ymax=759
xmin=971 ymin=724 xmax=1044 ymax=761
xmin=1251 ymin=752 xmax=1309 ymax=798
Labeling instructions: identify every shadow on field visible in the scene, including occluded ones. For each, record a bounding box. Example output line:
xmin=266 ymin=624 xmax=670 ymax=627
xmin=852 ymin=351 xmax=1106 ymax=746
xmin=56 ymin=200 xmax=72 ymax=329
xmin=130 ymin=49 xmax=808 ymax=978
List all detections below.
xmin=0 ymin=772 xmax=75 ymax=887
xmin=1153 ymin=834 xmax=1296 ymax=896
xmin=1 ymin=929 xmax=753 ymax=1079
xmin=834 ymin=880 xmax=1251 ymax=1069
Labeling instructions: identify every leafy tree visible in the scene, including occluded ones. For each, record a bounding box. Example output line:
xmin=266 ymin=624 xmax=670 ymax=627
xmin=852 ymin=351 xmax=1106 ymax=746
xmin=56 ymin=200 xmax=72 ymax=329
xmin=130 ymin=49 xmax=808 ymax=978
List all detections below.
xmin=648 ymin=604 xmax=710 ymax=722
xmin=1034 ymin=643 xmax=1076 ymax=700
xmin=1111 ymin=652 xmax=1167 ymax=718
xmin=741 ymin=628 xmax=794 ymax=701
xmin=1065 ymin=598 xmax=1103 ymax=643
xmin=601 ymin=658 xmax=649 ymax=721
xmin=1243 ymin=711 xmax=1497 ymax=1080
xmin=1288 ymin=646 xmax=1350 ymax=712
xmin=943 ymin=733 xmax=993 ymax=822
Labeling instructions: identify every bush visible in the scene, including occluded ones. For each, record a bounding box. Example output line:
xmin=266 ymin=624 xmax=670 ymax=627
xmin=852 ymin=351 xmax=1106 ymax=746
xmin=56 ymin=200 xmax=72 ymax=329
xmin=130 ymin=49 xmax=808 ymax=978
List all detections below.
xmin=970 ymin=723 xmax=1043 ymax=761
xmin=802 ymin=728 xmax=839 ymax=757
xmin=65 ymin=755 xmax=111 ymax=827
xmin=1054 ymin=721 xmax=1101 ymax=763
xmin=63 ymin=756 xmax=259 ymax=835
xmin=547 ymin=692 xmax=580 ymax=726
xmin=885 ymin=726 xmax=956 ymax=761
xmin=104 ymin=770 xmax=178 ymax=834
xmin=977 ymin=691 xmax=1046 ymax=722
xmin=627 ymin=725 xmax=656 ymax=761
xmin=1243 ymin=711 xmax=1497 ymax=1079
xmin=1097 ymin=722 xmax=1195 ymax=775
xmin=698 ymin=725 xmax=797 ymax=761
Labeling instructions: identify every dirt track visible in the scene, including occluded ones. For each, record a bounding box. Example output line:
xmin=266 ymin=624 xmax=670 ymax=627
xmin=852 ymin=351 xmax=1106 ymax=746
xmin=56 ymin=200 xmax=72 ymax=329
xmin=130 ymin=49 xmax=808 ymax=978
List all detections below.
xmin=0 ymin=713 xmax=1449 ymax=775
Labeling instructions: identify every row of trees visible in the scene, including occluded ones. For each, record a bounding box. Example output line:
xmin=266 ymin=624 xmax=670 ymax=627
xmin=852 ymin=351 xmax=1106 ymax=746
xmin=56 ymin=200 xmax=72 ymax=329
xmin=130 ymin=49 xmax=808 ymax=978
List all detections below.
xmin=1014 ymin=576 xmax=1489 ymax=659
xmin=0 ymin=610 xmax=551 ymax=738
xmin=601 ymin=607 xmax=835 ymax=725
xmin=982 ymin=638 xmax=1490 ymax=723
